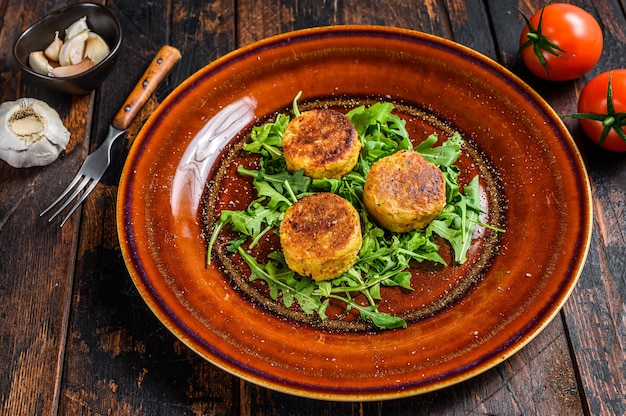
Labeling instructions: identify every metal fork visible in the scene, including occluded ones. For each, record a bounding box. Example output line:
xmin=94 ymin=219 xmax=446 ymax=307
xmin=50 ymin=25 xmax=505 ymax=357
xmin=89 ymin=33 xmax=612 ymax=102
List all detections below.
xmin=41 ymin=45 xmax=181 ymax=226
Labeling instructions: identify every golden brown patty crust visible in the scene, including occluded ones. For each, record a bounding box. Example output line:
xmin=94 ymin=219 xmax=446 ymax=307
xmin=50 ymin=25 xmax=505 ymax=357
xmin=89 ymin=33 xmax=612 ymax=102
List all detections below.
xmin=282 ymin=109 xmax=361 ymax=179
xmin=363 ymin=149 xmax=446 ymax=232
xmin=279 ymin=192 xmax=362 ymax=281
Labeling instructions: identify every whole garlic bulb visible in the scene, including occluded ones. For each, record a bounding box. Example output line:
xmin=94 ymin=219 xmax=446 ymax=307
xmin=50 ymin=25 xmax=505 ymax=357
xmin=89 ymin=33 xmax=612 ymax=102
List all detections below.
xmin=0 ymin=98 xmax=70 ymax=168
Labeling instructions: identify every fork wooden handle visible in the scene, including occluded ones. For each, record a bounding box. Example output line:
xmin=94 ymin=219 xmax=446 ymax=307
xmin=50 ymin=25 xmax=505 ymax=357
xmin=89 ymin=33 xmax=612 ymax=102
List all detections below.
xmin=111 ymin=45 xmax=181 ymax=130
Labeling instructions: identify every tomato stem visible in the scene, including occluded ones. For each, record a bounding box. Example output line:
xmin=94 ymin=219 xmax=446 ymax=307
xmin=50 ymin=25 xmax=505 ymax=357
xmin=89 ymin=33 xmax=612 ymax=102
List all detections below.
xmin=563 ymin=72 xmax=626 ymax=147
xmin=526 ymin=33 xmax=539 ymax=41
xmin=517 ymin=6 xmax=571 ymax=78
xmin=602 ymin=117 xmax=615 ymax=128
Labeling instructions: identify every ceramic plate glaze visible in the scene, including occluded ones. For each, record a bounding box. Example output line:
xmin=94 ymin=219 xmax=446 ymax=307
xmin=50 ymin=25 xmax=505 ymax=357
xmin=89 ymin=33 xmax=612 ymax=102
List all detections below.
xmin=117 ymin=26 xmax=592 ymax=401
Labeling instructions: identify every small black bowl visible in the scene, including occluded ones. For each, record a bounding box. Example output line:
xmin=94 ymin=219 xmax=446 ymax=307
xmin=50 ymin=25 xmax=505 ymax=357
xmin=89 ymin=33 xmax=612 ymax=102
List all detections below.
xmin=13 ymin=2 xmax=122 ymax=95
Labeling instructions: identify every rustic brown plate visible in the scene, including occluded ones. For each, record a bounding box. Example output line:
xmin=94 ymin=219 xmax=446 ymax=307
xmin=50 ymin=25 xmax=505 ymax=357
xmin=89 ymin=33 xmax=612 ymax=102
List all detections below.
xmin=117 ymin=26 xmax=592 ymax=401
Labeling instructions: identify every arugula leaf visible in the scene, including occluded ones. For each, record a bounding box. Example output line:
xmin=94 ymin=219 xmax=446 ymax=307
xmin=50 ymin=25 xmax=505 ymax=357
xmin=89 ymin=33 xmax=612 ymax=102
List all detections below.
xmin=237 ymin=165 xmax=312 ymax=211
xmin=239 ymin=247 xmax=328 ymax=318
xmin=347 ymin=103 xmax=412 ymax=176
xmin=243 ymin=113 xmax=290 ymax=159
xmin=427 ymin=176 xmax=481 ymax=264
xmin=332 ymin=296 xmax=407 ymax=330
xmin=416 ymin=131 xmax=462 ymax=167
xmin=207 ymin=98 xmax=502 ymax=330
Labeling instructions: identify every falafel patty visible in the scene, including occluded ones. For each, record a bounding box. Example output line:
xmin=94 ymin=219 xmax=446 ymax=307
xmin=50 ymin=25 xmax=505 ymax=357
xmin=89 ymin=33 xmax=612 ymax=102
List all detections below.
xmin=279 ymin=192 xmax=362 ymax=281
xmin=282 ymin=109 xmax=361 ymax=179
xmin=363 ymin=149 xmax=446 ymax=233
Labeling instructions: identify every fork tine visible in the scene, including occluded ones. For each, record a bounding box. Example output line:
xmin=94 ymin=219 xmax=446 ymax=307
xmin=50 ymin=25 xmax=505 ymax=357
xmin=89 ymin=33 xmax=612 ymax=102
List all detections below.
xmin=45 ymin=176 xmax=90 ymax=223
xmin=41 ymin=47 xmax=181 ymax=227
xmin=58 ymin=178 xmax=101 ymax=227
xmin=40 ymin=172 xmax=84 ymax=217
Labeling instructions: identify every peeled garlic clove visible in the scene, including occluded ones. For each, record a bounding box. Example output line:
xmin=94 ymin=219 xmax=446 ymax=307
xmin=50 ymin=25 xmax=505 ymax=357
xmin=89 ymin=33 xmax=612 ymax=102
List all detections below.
xmin=48 ymin=58 xmax=94 ymax=78
xmin=0 ymin=98 xmax=70 ymax=168
xmin=64 ymin=16 xmax=88 ymax=41
xmin=44 ymin=31 xmax=64 ymax=62
xmin=84 ymin=32 xmax=110 ymax=65
xmin=58 ymin=29 xmax=89 ymax=66
xmin=29 ymin=51 xmax=53 ymax=76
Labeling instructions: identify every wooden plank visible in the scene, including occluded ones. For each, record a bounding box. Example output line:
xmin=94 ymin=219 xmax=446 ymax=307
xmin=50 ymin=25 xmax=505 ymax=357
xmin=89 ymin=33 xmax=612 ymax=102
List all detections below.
xmin=442 ymin=0 xmax=497 ymax=59
xmin=236 ymin=0 xmax=451 ymax=47
xmin=236 ymin=1 xmax=584 ymax=414
xmin=59 ymin=214 xmax=241 ymax=415
xmin=488 ymin=1 xmax=626 ymax=415
xmin=1 ymin=0 xmax=611 ymax=414
xmin=241 ymin=316 xmax=581 ymax=415
xmin=559 ymin=2 xmax=626 ymax=414
xmin=557 ymin=3 xmax=626 ymax=412
xmin=0 ymin=1 xmax=94 ymax=414
xmin=55 ymin=1 xmax=238 ymax=415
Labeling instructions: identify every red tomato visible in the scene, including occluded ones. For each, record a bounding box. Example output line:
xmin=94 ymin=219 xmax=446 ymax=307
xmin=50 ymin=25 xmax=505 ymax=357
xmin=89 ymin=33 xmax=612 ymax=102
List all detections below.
xmin=576 ymin=70 xmax=626 ymax=152
xmin=519 ymin=4 xmax=603 ymax=81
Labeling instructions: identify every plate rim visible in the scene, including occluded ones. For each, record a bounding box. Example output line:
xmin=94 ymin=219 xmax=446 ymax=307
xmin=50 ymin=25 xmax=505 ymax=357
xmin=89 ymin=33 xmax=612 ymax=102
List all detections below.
xmin=117 ymin=25 xmax=593 ymax=401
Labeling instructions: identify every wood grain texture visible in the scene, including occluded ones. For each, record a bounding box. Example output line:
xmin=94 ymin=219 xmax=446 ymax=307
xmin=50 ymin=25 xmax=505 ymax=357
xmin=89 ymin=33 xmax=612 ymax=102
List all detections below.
xmin=442 ymin=0 xmax=497 ymax=59
xmin=486 ymin=2 xmax=626 ymax=416
xmin=55 ymin=0 xmax=240 ymax=415
xmin=0 ymin=0 xmax=93 ymax=401
xmin=0 ymin=0 xmax=624 ymax=415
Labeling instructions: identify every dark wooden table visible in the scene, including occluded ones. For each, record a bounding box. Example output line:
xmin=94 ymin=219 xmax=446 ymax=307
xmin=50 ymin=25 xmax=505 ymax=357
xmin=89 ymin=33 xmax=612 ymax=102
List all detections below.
xmin=1 ymin=1 xmax=624 ymax=414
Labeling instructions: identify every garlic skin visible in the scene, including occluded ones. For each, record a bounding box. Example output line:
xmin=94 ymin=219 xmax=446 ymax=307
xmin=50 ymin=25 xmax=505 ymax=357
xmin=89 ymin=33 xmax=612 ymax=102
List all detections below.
xmin=28 ymin=16 xmax=111 ymax=78
xmin=84 ymin=32 xmax=110 ymax=65
xmin=48 ymin=58 xmax=94 ymax=77
xmin=29 ymin=51 xmax=53 ymax=76
xmin=58 ymin=29 xmax=89 ymax=66
xmin=64 ymin=16 xmax=88 ymax=41
xmin=0 ymin=98 xmax=70 ymax=168
xmin=44 ymin=31 xmax=63 ymax=62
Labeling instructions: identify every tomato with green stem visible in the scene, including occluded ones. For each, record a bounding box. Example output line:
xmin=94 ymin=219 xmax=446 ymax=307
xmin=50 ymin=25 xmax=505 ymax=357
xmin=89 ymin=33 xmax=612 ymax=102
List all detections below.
xmin=565 ymin=70 xmax=626 ymax=152
xmin=519 ymin=3 xmax=603 ymax=81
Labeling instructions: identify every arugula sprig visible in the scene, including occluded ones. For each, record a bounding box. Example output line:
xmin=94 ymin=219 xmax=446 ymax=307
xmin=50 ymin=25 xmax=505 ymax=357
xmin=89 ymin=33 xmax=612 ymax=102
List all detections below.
xmin=208 ymin=98 xmax=496 ymax=330
xmin=238 ymin=248 xmax=329 ymax=317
